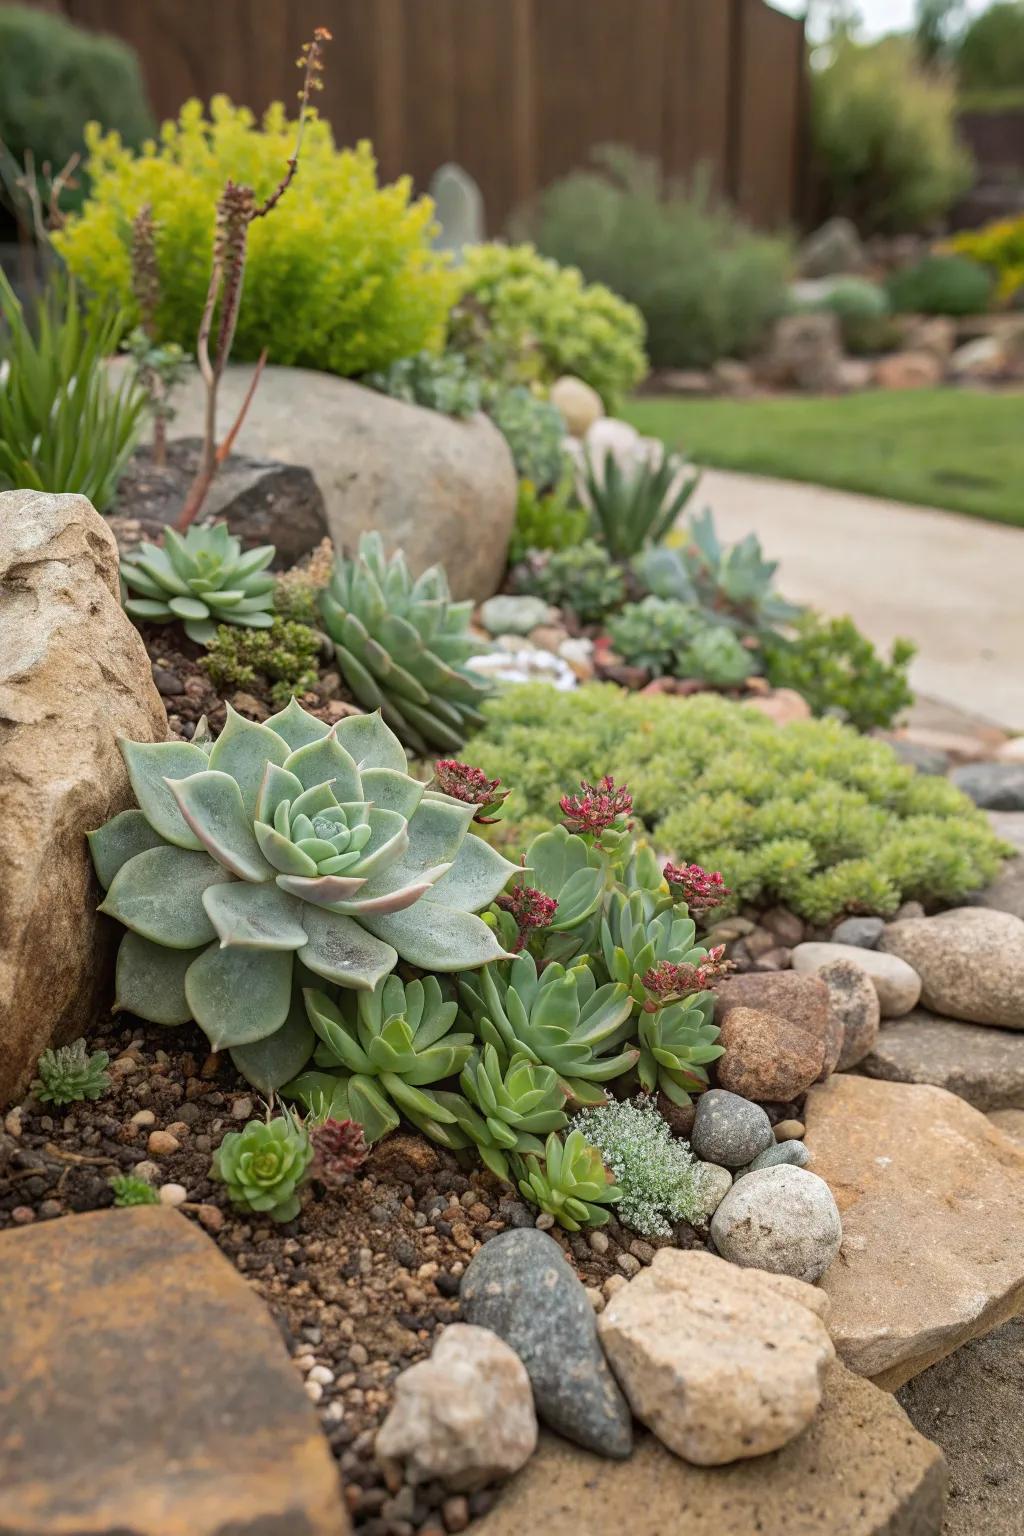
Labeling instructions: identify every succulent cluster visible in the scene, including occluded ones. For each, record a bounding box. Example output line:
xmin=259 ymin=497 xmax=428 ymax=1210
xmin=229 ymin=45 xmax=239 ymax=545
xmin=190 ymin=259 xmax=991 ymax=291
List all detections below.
xmin=109 ymin=1173 xmax=160 ymax=1207
xmin=120 ymin=523 xmax=277 ymax=646
xmin=485 ymin=384 xmax=568 ymax=490
xmin=201 ymin=618 xmax=321 ymax=708
xmin=515 ymin=540 xmax=627 ymax=627
xmin=32 ymin=1039 xmax=110 ymax=1106
xmin=319 ymin=533 xmax=492 ymax=754
xmin=213 ymin=1108 xmax=314 ymax=1223
xmin=310 ymin=1117 xmax=368 ymax=1183
xmin=364 ymin=349 xmax=483 ymax=418
xmin=88 ymin=700 xmax=516 ymax=1092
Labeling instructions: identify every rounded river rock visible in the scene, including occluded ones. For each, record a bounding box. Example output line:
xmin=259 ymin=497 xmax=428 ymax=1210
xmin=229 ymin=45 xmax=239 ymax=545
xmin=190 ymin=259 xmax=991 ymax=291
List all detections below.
xmin=461 ymin=1229 xmax=633 ymax=1459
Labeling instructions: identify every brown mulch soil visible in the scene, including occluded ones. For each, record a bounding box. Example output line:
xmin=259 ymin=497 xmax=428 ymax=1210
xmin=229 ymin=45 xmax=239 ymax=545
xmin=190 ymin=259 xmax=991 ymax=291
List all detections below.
xmin=140 ymin=622 xmax=358 ymax=740
xmin=0 ymin=1021 xmax=710 ymax=1535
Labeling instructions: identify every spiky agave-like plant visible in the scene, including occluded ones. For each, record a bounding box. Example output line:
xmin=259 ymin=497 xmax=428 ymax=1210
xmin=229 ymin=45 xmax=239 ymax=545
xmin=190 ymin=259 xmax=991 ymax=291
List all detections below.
xmin=319 ymin=532 xmax=491 ymax=754
xmin=88 ymin=700 xmax=518 ymax=1091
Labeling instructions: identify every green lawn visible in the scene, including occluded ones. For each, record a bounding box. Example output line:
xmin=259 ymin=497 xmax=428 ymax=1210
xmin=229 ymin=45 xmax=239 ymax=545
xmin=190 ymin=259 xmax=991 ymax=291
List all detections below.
xmin=622 ymin=390 xmax=1024 ymax=528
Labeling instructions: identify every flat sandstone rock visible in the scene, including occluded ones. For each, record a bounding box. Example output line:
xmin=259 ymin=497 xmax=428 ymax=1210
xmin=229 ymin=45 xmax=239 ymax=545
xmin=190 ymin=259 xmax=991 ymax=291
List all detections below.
xmin=803 ymin=1075 xmax=1024 ymax=1388
xmin=0 ymin=1207 xmax=348 ymax=1536
xmin=860 ymin=1009 xmax=1024 ymax=1109
xmin=472 ymin=1365 xmax=946 ymax=1536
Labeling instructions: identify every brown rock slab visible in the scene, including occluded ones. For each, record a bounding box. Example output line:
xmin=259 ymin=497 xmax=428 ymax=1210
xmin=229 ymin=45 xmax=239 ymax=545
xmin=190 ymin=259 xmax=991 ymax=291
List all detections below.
xmin=713 ymin=971 xmax=830 ymax=1044
xmin=0 ymin=1206 xmax=348 ymax=1535
xmin=716 ymin=1006 xmax=825 ymax=1100
xmin=803 ymin=1075 xmax=1024 ymax=1388
xmin=897 ymin=1316 xmax=1024 ymax=1536
xmin=472 ymin=1365 xmax=946 ymax=1536
xmin=0 ymin=492 xmax=166 ymax=1103
xmin=860 ymin=1009 xmax=1024 ymax=1109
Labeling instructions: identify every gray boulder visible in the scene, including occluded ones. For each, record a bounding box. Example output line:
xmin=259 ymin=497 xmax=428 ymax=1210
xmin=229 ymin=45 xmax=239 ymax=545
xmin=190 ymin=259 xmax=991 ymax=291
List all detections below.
xmin=711 ymin=1166 xmax=843 ymax=1284
xmin=161 ymin=364 xmax=517 ymax=601
xmin=460 ymin=1229 xmax=632 ymax=1459
xmin=799 ymin=217 xmax=866 ymax=278
xmin=951 ymin=763 xmax=1024 ymax=812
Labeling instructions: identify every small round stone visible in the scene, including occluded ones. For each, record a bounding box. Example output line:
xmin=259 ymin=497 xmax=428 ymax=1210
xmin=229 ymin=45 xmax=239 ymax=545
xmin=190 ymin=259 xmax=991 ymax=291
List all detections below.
xmin=691 ymin=1090 xmax=774 ymax=1169
xmin=774 ymin=1120 xmax=806 ymax=1142
xmin=304 ymin=1379 xmax=324 ymax=1404
xmin=308 ymin=1364 xmax=335 ymax=1385
xmin=588 ymin=1230 xmax=610 ymax=1256
xmin=711 ymin=1166 xmax=842 ymax=1284
xmin=158 ymin=1182 xmax=187 ymax=1207
xmin=196 ymin=1203 xmax=224 ymax=1232
xmin=735 ymin=1141 xmax=812 ymax=1179
xmin=585 ymin=1287 xmax=605 ymax=1313
xmin=11 ymin=1206 xmax=34 ymax=1224
xmin=147 ymin=1130 xmax=180 ymax=1156
xmin=129 ymin=1109 xmax=156 ymax=1127
xmin=132 ymin=1160 xmax=160 ymax=1183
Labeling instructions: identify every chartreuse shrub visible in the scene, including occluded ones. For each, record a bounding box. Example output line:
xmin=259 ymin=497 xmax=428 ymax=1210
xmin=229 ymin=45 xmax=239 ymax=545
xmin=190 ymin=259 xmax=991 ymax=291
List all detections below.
xmin=0 ymin=5 xmax=152 ymax=212
xmin=87 ymin=701 xmax=517 ymax=1094
xmin=55 ymin=99 xmax=456 ymax=376
xmin=765 ymin=616 xmax=915 ymax=732
xmin=947 ymin=216 xmax=1024 ymax=306
xmin=524 ymin=148 xmax=791 ymax=371
xmin=467 ymin=684 xmax=1009 ymax=924
xmin=319 ymin=532 xmax=491 ymax=754
xmin=449 ymin=242 xmax=647 ymax=408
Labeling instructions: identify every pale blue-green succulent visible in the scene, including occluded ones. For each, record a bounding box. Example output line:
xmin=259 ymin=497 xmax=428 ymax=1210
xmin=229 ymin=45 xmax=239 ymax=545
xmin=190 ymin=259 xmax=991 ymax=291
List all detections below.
xmin=120 ymin=523 xmax=276 ymax=645
xmin=88 ymin=700 xmax=518 ymax=1090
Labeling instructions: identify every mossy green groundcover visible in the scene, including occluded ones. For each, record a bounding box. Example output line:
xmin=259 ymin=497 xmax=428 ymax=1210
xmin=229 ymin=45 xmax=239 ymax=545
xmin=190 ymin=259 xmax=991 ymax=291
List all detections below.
xmin=468 ymin=685 xmax=1008 ymax=925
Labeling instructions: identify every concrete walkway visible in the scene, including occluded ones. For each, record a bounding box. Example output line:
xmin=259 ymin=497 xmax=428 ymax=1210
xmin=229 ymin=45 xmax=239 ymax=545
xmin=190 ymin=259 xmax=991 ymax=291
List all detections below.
xmin=701 ymin=469 xmax=1024 ymax=731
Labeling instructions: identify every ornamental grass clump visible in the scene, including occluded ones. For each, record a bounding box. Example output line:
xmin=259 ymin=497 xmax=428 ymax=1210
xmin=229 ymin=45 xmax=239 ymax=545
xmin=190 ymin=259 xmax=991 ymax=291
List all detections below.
xmin=32 ymin=1039 xmax=110 ymax=1105
xmin=212 ymin=1107 xmax=314 ymax=1222
xmin=88 ymin=700 xmax=516 ymax=1092
xmin=574 ymin=1097 xmax=710 ymax=1239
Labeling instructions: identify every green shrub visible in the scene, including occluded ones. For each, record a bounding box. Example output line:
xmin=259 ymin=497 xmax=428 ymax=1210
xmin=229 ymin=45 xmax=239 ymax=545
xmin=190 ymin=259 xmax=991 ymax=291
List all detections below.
xmin=765 ymin=615 xmax=915 ymax=731
xmin=509 ymin=475 xmax=588 ymax=565
xmin=0 ymin=5 xmax=152 ymax=215
xmin=486 ymin=384 xmax=568 ymax=488
xmin=797 ymin=277 xmax=900 ymax=354
xmin=0 ymin=268 xmax=146 ymax=510
xmin=946 ymin=217 xmax=1024 ymax=304
xmin=887 ymin=253 xmax=994 ymax=315
xmin=523 ymin=148 xmax=791 ymax=370
xmin=958 ymin=2 xmax=1024 ymax=94
xmin=201 ymin=619 xmax=321 ymax=708
xmin=608 ymin=596 xmax=704 ymax=676
xmin=811 ymin=36 xmax=972 ymax=233
xmin=679 ymin=626 xmax=753 ymax=688
xmin=55 ymin=99 xmax=456 ymax=377
xmin=516 ymin=540 xmax=627 ymax=626
xmin=449 ymin=241 xmax=647 ymax=408
xmin=467 ymin=684 xmax=1009 ymax=923
xmin=364 ymin=350 xmax=482 ymax=417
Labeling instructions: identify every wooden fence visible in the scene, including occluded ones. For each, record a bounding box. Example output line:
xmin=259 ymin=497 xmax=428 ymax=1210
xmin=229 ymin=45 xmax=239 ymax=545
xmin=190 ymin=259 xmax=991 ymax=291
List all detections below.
xmin=34 ymin=0 xmax=808 ymax=230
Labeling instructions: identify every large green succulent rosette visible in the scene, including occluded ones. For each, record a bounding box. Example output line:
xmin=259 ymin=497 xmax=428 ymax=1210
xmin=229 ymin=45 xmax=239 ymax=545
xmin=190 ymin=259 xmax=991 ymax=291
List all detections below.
xmin=88 ymin=700 xmax=518 ymax=1090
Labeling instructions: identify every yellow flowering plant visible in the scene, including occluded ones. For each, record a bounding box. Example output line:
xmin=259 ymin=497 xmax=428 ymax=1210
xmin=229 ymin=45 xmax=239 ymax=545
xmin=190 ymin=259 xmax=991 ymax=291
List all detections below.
xmin=947 ymin=215 xmax=1024 ymax=305
xmin=55 ymin=98 xmax=457 ymax=377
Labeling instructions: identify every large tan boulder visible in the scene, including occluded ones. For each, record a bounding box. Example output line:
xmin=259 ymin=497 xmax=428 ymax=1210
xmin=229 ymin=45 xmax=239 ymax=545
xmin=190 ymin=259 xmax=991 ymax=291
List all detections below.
xmin=804 ymin=1074 xmax=1024 ymax=1388
xmin=597 ymin=1249 xmax=834 ymax=1465
xmin=0 ymin=491 xmax=166 ymax=1103
xmin=879 ymin=907 xmax=1024 ymax=1028
xmin=473 ymin=1366 xmax=946 ymax=1536
xmin=164 ymin=363 xmax=517 ymax=600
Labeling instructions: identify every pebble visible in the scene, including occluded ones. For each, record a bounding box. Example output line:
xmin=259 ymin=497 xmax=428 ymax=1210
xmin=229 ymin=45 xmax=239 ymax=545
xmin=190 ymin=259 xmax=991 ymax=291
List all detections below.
xmin=442 ymin=1495 xmax=471 ymax=1532
xmin=831 ymin=916 xmax=885 ymax=949
xmin=711 ymin=1166 xmax=842 ymax=1284
xmin=130 ymin=1109 xmax=156 ymax=1127
xmin=588 ymin=1230 xmax=609 ymax=1256
xmin=691 ymin=1161 xmax=733 ymax=1221
xmin=602 ymin=1274 xmax=628 ymax=1300
xmin=461 ymin=1229 xmax=632 ymax=1459
xmin=231 ymin=1096 xmax=254 ymax=1119
xmin=308 ymin=1364 xmax=335 ymax=1385
xmin=305 ymin=1379 xmax=324 ymax=1404
xmin=690 ymin=1090 xmax=774 ymax=1169
xmin=147 ymin=1130 xmax=181 ymax=1156
xmin=151 ymin=666 xmax=184 ymax=696
xmin=11 ymin=1206 xmax=34 ymax=1224
xmin=617 ymin=1253 xmax=641 ymax=1277
xmin=4 ymin=1108 xmax=23 ymax=1138
xmin=735 ymin=1141 xmax=812 ymax=1179
xmin=774 ymin=1120 xmax=806 ymax=1141
xmin=158 ymin=1183 xmax=187 ymax=1207
xmin=132 ymin=1160 xmax=161 ymax=1183
xmin=585 ymin=1287 xmax=605 ymax=1313
xmin=792 ymin=942 xmax=922 ymax=1018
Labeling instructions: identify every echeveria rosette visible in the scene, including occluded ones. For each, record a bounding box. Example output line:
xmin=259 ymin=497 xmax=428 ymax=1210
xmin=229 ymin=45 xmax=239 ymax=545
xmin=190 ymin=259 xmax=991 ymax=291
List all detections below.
xmin=119 ymin=523 xmax=276 ymax=645
xmin=88 ymin=700 xmax=518 ymax=1091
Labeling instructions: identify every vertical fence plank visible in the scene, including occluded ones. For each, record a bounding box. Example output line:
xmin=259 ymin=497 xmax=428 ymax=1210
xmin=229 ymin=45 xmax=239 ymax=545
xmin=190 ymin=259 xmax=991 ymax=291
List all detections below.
xmin=31 ymin=0 xmax=807 ymax=228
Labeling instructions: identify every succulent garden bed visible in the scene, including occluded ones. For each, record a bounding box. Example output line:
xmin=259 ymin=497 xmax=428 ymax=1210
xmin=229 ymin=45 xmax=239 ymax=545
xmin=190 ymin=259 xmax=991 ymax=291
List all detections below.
xmin=3 ymin=27 xmax=1024 ymax=1536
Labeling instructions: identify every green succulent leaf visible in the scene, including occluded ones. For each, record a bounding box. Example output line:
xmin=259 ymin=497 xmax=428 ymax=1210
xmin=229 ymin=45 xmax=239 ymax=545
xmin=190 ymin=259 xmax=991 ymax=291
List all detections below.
xmin=297 ymin=906 xmax=398 ymax=990
xmin=99 ymin=846 xmax=232 ymax=949
xmin=167 ymin=770 xmax=273 ymax=881
xmin=88 ymin=809 xmax=166 ymax=891
xmin=202 ymin=881 xmax=308 ymax=950
xmin=229 ymin=996 xmax=316 ymax=1092
xmin=185 ymin=944 xmax=293 ymax=1048
xmin=208 ymin=704 xmax=291 ymax=816
xmin=114 ymin=932 xmax=206 ymax=1025
xmin=120 ymin=739 xmax=210 ymax=850
xmin=361 ymin=904 xmax=512 ymax=971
